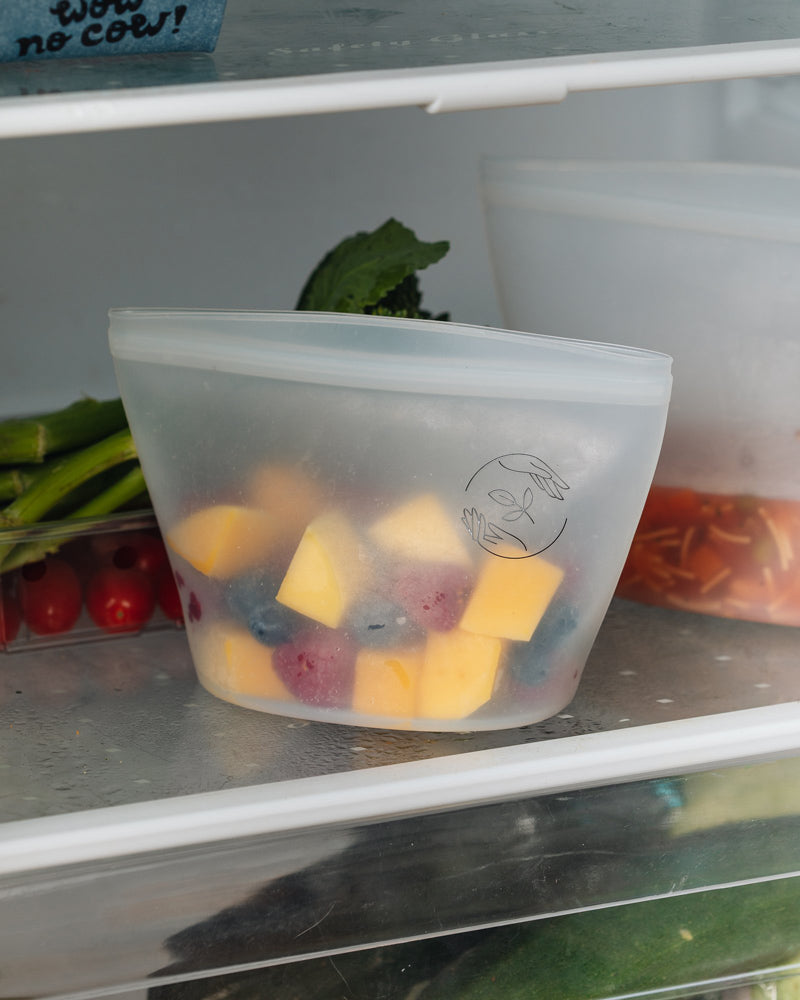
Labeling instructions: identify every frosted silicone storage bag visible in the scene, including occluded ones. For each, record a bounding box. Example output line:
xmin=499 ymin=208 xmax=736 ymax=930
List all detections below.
xmin=109 ymin=309 xmax=671 ymax=731
xmin=481 ymin=159 xmax=800 ymax=626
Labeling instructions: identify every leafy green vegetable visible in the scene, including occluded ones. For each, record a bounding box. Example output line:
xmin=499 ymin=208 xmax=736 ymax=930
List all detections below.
xmin=0 ymin=428 xmax=137 ymax=534
xmin=0 ymin=396 xmax=128 ymax=465
xmin=295 ymin=217 xmax=449 ymax=316
xmin=0 ymin=464 xmax=149 ymax=573
xmin=417 ymin=877 xmax=800 ymax=999
xmin=0 ymin=463 xmax=44 ymax=503
xmin=0 ymin=394 xmax=148 ymax=573
xmin=368 ymin=272 xmax=450 ymax=321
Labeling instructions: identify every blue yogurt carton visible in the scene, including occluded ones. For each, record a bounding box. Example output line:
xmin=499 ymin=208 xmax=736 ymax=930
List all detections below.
xmin=1 ymin=0 xmax=227 ymax=62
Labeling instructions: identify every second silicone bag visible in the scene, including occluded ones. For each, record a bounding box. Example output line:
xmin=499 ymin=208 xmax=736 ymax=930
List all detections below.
xmin=481 ymin=159 xmax=800 ymax=626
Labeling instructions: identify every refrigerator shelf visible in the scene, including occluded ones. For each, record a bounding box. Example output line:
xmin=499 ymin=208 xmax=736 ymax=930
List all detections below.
xmin=3 ymin=598 xmax=800 ymax=830
xmin=2 ymin=0 xmax=800 ymax=137
xmin=1 ymin=598 xmax=800 ymax=997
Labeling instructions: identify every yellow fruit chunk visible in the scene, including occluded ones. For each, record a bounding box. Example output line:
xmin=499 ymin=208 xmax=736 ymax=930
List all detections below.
xmin=353 ymin=646 xmax=424 ymax=719
xmin=246 ymin=463 xmax=325 ymax=544
xmin=368 ymin=493 xmax=472 ymax=567
xmin=166 ymin=504 xmax=277 ymax=579
xmin=459 ymin=554 xmax=564 ymax=641
xmin=276 ymin=510 xmax=368 ymax=628
xmin=192 ymin=624 xmax=293 ymax=701
xmin=418 ymin=629 xmax=503 ymax=719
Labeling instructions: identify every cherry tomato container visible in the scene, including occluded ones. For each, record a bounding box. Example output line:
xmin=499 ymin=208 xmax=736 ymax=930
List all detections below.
xmin=481 ymin=159 xmax=800 ymax=627
xmin=109 ymin=308 xmax=671 ymax=731
xmin=0 ymin=510 xmax=185 ymax=653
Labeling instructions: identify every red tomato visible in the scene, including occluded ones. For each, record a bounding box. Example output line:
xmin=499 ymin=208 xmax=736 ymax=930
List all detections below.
xmin=157 ymin=567 xmax=184 ymax=623
xmin=1 ymin=586 xmax=21 ymax=644
xmin=19 ymin=557 xmax=83 ymax=636
xmin=110 ymin=532 xmax=169 ymax=578
xmin=86 ymin=566 xmax=155 ymax=634
xmin=89 ymin=530 xmax=129 ymax=562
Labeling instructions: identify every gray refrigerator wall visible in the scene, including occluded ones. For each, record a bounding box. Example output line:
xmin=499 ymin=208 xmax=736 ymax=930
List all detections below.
xmin=4 ymin=82 xmax=722 ymax=416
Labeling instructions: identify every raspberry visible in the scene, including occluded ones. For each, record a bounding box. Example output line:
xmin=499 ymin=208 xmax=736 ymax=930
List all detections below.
xmin=273 ymin=628 xmax=357 ymax=707
xmin=392 ymin=563 xmax=473 ymax=632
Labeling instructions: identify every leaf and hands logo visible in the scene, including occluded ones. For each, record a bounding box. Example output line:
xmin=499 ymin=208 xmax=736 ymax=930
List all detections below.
xmin=463 ymin=453 xmax=569 ymax=559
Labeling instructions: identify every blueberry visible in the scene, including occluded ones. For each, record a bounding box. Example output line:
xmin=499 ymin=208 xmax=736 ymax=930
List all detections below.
xmin=225 ymin=571 xmax=300 ymax=647
xmin=347 ymin=594 xmax=420 ymax=648
xmin=510 ymin=604 xmax=579 ymax=686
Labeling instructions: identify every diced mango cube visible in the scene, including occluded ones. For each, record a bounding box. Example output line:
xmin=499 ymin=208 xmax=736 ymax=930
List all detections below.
xmin=368 ymin=493 xmax=472 ymax=567
xmin=166 ymin=504 xmax=278 ymax=579
xmin=246 ymin=462 xmax=325 ymax=545
xmin=459 ymin=554 xmax=564 ymax=641
xmin=352 ymin=646 xmax=424 ymax=719
xmin=276 ymin=510 xmax=369 ymax=628
xmin=418 ymin=628 xmax=503 ymax=719
xmin=192 ymin=624 xmax=293 ymax=701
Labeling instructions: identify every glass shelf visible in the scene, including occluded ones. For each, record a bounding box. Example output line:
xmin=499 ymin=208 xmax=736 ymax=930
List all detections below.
xmin=2 ymin=598 xmax=800 ymax=996
xmin=2 ymin=0 xmax=800 ymax=136
xmin=2 ymin=598 xmax=800 ymax=827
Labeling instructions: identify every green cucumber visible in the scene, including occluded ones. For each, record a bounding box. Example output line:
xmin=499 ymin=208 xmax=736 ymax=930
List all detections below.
xmin=147 ymin=880 xmax=800 ymax=1000
xmin=417 ymin=877 xmax=800 ymax=1000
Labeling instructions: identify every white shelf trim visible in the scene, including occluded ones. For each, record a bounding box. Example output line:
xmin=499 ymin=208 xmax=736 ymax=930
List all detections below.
xmin=2 ymin=700 xmax=800 ymax=877
xmin=3 ymin=38 xmax=800 ymax=138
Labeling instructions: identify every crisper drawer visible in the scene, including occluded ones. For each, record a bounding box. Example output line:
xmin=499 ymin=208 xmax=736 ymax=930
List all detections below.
xmin=54 ymin=878 xmax=800 ymax=1000
xmin=1 ymin=599 xmax=800 ymax=998
xmin=2 ymin=754 xmax=800 ymax=998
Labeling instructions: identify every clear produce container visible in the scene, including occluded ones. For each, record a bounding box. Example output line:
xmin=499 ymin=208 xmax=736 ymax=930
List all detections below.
xmin=109 ymin=308 xmax=671 ymax=731
xmin=0 ymin=509 xmax=184 ymax=653
xmin=481 ymin=159 xmax=800 ymax=628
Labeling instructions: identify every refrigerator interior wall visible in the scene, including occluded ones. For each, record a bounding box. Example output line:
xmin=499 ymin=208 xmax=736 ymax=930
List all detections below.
xmin=4 ymin=81 xmax=725 ymax=415
xmin=719 ymin=75 xmax=800 ymax=163
xmin=4 ymin=37 xmax=800 ymax=1000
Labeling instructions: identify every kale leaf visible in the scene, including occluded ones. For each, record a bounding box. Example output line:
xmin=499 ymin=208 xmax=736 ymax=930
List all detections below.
xmin=295 ymin=217 xmax=449 ymax=317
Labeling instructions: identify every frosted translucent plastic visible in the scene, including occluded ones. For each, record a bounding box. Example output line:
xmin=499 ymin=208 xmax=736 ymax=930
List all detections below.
xmin=481 ymin=158 xmax=800 ymax=501
xmin=109 ymin=309 xmax=670 ymax=731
